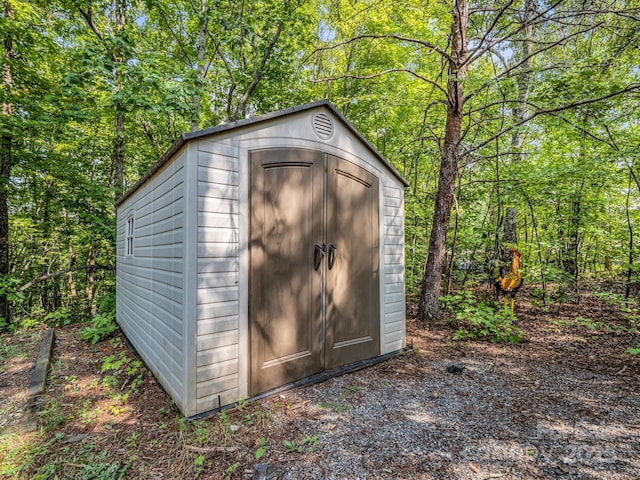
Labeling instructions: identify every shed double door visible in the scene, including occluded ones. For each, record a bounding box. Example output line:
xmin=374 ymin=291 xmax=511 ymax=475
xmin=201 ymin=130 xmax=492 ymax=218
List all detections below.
xmin=249 ymin=149 xmax=380 ymax=395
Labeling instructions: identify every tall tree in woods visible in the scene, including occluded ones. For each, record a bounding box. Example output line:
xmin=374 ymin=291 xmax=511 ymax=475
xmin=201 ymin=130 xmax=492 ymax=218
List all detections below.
xmin=212 ymin=0 xmax=313 ymax=121
xmin=192 ymin=0 xmax=207 ymax=131
xmin=0 ymin=0 xmax=14 ymax=324
xmin=498 ymin=0 xmax=534 ymax=261
xmin=417 ymin=0 xmax=468 ymax=322
xmin=74 ymin=0 xmax=129 ymax=198
xmin=0 ymin=1 xmax=117 ymax=329
xmin=113 ymin=0 xmax=126 ymax=196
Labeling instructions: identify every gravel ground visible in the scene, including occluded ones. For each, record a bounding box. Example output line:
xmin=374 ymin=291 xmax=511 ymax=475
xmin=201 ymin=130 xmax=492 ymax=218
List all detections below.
xmin=258 ymin=316 xmax=640 ymax=480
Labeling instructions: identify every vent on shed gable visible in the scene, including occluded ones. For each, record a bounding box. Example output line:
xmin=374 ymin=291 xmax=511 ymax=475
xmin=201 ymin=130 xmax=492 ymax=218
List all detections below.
xmin=312 ymin=112 xmax=334 ymax=140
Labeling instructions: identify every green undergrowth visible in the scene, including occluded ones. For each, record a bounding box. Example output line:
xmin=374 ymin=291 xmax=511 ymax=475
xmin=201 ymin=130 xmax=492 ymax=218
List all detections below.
xmin=441 ymin=290 xmax=525 ymax=344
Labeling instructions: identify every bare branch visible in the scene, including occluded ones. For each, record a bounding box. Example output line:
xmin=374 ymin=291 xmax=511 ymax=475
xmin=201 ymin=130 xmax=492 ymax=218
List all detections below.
xmin=313 ymin=33 xmax=451 ymax=62
xmin=76 ymin=7 xmax=105 ymax=43
xmin=486 ymin=21 xmax=605 ymax=85
xmin=19 ymin=265 xmax=115 ymax=293
xmin=154 ymin=4 xmax=194 ymax=65
xmin=466 ymin=0 xmax=575 ymax=67
xmin=470 ymin=0 xmax=517 ymax=62
xmin=204 ymin=28 xmax=237 ymax=120
xmin=550 ymin=111 xmax=620 ymax=151
xmin=140 ymin=117 xmax=161 ymax=152
xmin=312 ymin=68 xmax=448 ymax=97
xmin=461 ymin=84 xmax=640 ymax=158
xmin=232 ymin=20 xmax=284 ymax=120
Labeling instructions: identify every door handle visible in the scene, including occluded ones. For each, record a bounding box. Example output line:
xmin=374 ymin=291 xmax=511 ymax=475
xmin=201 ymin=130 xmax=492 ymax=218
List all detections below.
xmin=314 ymin=243 xmax=326 ymax=270
xmin=328 ymin=244 xmax=337 ymax=270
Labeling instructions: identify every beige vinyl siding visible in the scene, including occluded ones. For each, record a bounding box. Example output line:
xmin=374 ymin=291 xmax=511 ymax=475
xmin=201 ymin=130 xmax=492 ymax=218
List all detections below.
xmin=116 ymin=153 xmax=186 ymax=410
xmin=195 ymin=140 xmax=241 ymax=412
xmin=382 ymin=184 xmax=406 ymax=353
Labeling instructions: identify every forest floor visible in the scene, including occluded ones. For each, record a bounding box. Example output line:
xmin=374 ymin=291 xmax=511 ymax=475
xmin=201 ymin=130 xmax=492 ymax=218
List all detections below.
xmin=1 ymin=282 xmax=640 ymax=479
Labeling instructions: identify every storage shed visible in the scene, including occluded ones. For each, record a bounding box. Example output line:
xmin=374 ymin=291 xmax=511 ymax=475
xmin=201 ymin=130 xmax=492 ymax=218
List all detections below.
xmin=115 ymin=100 xmax=407 ymax=417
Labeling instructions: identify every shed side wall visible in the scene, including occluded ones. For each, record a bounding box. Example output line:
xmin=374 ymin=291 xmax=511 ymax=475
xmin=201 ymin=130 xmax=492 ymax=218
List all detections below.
xmin=195 ymin=140 xmax=241 ymax=413
xmin=381 ymin=183 xmax=406 ymax=353
xmin=116 ymin=151 xmax=187 ymax=412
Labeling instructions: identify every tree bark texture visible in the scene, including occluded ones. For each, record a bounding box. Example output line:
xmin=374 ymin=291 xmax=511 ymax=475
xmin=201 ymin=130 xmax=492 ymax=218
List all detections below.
xmin=114 ymin=107 xmax=125 ymax=197
xmin=510 ymin=0 xmax=533 ymax=151
xmin=501 ymin=0 xmax=532 ymax=263
xmin=417 ymin=0 xmax=468 ymax=322
xmin=626 ymin=168 xmax=633 ymax=299
xmin=0 ymin=0 xmax=14 ymax=324
xmin=113 ymin=0 xmax=126 ymax=199
xmin=192 ymin=0 xmax=208 ymax=132
xmin=500 ymin=206 xmax=518 ymax=263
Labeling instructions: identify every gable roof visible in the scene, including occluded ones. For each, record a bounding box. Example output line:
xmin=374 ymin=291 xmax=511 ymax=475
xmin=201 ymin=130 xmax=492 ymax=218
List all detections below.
xmin=116 ymin=99 xmax=408 ymax=207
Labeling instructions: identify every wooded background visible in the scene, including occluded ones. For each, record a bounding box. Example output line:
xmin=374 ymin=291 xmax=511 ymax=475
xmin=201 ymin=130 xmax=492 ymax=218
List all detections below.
xmin=1 ymin=0 xmax=639 ymax=330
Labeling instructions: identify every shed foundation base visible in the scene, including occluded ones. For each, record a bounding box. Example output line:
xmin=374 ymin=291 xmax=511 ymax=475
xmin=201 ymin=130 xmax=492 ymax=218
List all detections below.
xmin=188 ymin=346 xmax=413 ymax=420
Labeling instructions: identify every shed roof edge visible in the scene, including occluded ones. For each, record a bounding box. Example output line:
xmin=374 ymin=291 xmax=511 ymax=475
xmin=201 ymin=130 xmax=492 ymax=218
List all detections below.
xmin=115 ymin=100 xmax=408 ymax=208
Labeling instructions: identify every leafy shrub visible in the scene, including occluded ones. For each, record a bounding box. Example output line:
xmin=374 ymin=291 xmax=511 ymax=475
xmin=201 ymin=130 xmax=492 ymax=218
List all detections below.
xmin=82 ymin=313 xmax=118 ymax=344
xmin=101 ymin=351 xmax=145 ymax=396
xmin=96 ymin=291 xmax=116 ymax=317
xmin=592 ymin=290 xmax=638 ymax=313
xmin=0 ymin=276 xmax=24 ymax=332
xmin=0 ymin=275 xmax=25 ymax=303
xmin=283 ymin=435 xmax=320 ymax=454
xmin=18 ymin=306 xmax=76 ymax=330
xmin=441 ymin=290 xmax=525 ymax=344
xmin=44 ymin=307 xmax=75 ymax=327
xmin=441 ymin=289 xmax=476 ymax=311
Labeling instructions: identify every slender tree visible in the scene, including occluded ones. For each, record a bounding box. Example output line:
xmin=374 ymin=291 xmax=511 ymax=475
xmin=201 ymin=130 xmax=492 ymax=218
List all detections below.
xmin=191 ymin=0 xmax=208 ymax=131
xmin=499 ymin=0 xmax=534 ymax=261
xmin=417 ymin=0 xmax=469 ymax=321
xmin=0 ymin=0 xmax=13 ymax=324
xmin=75 ymin=0 xmax=129 ymax=198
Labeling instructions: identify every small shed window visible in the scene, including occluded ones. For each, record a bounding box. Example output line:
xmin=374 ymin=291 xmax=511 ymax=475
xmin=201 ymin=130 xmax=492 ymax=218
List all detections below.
xmin=126 ymin=216 xmax=134 ymax=256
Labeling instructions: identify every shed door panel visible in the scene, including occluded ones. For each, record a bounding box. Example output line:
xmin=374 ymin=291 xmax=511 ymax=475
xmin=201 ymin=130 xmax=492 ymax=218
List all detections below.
xmin=249 ymin=149 xmax=324 ymax=395
xmin=249 ymin=149 xmax=380 ymax=397
xmin=325 ymin=156 xmax=380 ymax=368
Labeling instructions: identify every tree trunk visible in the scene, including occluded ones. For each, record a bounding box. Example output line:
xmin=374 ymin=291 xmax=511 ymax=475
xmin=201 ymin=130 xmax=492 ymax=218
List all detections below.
xmin=501 ymin=0 xmax=532 ymax=262
xmin=566 ymin=194 xmax=582 ymax=278
xmin=113 ymin=0 xmax=126 ymax=199
xmin=625 ymin=164 xmax=640 ymax=296
xmin=85 ymin=244 xmax=96 ymax=315
xmin=500 ymin=206 xmax=518 ymax=262
xmin=114 ymin=107 xmax=125 ymax=198
xmin=75 ymin=1 xmax=127 ymax=198
xmin=227 ymin=1 xmax=288 ymax=122
xmin=0 ymin=0 xmax=14 ymax=326
xmin=67 ymin=242 xmax=78 ymax=301
xmin=417 ymin=0 xmax=468 ymax=322
xmin=510 ymin=0 xmax=533 ymax=152
xmin=192 ymin=0 xmax=208 ymax=132
xmin=446 ymin=191 xmax=460 ymax=296
xmin=625 ymin=167 xmax=633 ymax=298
